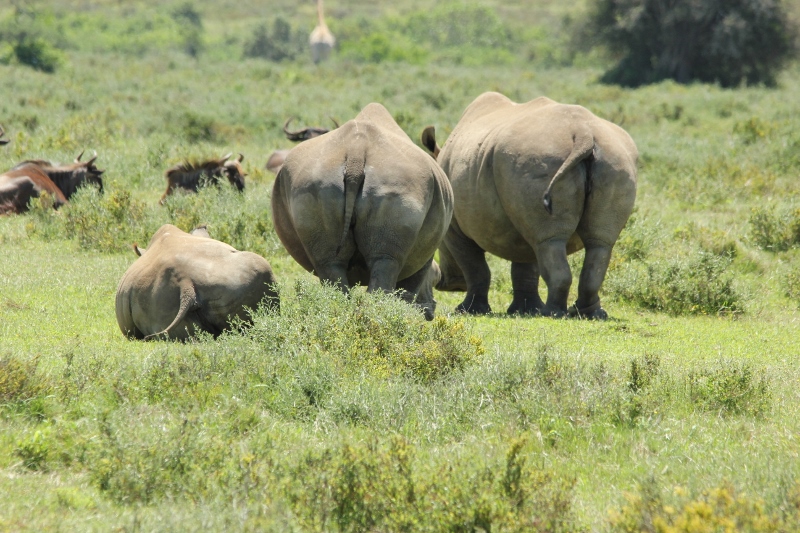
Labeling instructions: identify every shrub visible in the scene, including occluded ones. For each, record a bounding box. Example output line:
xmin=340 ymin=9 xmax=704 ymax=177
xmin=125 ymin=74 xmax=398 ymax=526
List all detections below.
xmin=243 ymin=18 xmax=304 ymax=62
xmin=785 ymin=267 xmax=800 ymax=307
xmin=687 ymin=361 xmax=771 ymax=416
xmin=171 ymin=2 xmax=204 ymax=57
xmin=249 ymin=280 xmax=485 ymax=383
xmin=0 ymin=355 xmax=46 ymax=404
xmin=748 ymin=205 xmax=800 ymax=252
xmin=609 ymin=478 xmax=799 ymax=532
xmin=63 ymin=187 xmax=157 ymax=253
xmin=588 ymin=0 xmax=798 ymax=87
xmin=286 ymin=437 xmax=581 ymax=533
xmin=0 ymin=7 xmax=66 ymax=72
xmin=607 ymin=251 xmax=742 ymax=315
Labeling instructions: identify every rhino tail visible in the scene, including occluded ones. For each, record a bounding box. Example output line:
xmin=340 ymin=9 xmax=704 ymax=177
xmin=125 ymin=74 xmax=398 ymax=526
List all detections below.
xmin=144 ymin=283 xmax=198 ymax=341
xmin=335 ymin=152 xmax=366 ymax=257
xmin=542 ymin=126 xmax=595 ymax=215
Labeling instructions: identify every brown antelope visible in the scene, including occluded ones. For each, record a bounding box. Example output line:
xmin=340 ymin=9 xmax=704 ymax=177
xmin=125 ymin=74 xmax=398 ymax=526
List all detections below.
xmin=0 ymin=152 xmax=105 ymax=215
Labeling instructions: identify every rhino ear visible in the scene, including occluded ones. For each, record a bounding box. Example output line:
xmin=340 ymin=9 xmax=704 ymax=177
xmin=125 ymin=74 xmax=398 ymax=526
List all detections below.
xmin=190 ymin=225 xmax=211 ymax=239
xmin=420 ymin=126 xmax=440 ymax=158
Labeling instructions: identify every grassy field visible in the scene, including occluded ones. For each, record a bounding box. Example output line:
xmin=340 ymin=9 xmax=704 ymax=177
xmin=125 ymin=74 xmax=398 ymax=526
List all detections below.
xmin=2 ymin=1 xmax=800 ymax=531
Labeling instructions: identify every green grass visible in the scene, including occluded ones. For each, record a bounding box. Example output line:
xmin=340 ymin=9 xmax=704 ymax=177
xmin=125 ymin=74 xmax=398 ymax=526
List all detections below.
xmin=2 ymin=1 xmax=800 ymax=531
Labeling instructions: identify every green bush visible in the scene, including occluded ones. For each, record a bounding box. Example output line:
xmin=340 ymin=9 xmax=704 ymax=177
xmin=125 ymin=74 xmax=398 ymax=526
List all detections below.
xmin=748 ymin=205 xmax=800 ymax=252
xmin=687 ymin=361 xmax=771 ymax=416
xmin=63 ymin=188 xmax=157 ymax=253
xmin=607 ymin=251 xmax=742 ymax=315
xmin=0 ymin=7 xmax=66 ymax=72
xmin=243 ymin=18 xmax=304 ymax=62
xmin=171 ymin=2 xmax=204 ymax=57
xmin=588 ymin=0 xmax=798 ymax=87
xmin=282 ymin=437 xmax=581 ymax=533
xmin=609 ymin=478 xmax=799 ymax=532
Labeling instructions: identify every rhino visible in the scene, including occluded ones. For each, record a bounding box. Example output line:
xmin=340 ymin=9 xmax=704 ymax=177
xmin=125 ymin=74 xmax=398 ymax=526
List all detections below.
xmin=421 ymin=92 xmax=638 ymax=319
xmin=0 ymin=152 xmax=104 ymax=215
xmin=115 ymin=224 xmax=279 ymax=340
xmin=272 ymin=102 xmax=453 ymax=320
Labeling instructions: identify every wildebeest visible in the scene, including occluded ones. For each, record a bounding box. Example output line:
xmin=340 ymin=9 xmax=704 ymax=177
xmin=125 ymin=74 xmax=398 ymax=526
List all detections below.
xmin=265 ymin=117 xmax=338 ymax=174
xmin=421 ymin=92 xmax=638 ymax=319
xmin=160 ymin=153 xmax=246 ymax=204
xmin=116 ymin=224 xmax=279 ymax=341
xmin=309 ymin=0 xmax=335 ymax=64
xmin=0 ymin=125 xmax=8 ymax=145
xmin=272 ymin=102 xmax=453 ymax=320
xmin=0 ymin=152 xmax=105 ymax=215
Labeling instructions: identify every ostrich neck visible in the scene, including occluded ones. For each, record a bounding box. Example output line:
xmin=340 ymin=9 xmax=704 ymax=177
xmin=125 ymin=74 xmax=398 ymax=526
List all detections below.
xmin=317 ymin=0 xmax=326 ymax=27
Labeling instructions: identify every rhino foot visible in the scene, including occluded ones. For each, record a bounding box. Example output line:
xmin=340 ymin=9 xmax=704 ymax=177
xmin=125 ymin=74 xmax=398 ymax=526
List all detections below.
xmin=507 ymin=295 xmax=543 ymax=316
xmin=568 ymin=301 xmax=608 ymax=320
xmin=456 ymin=295 xmax=491 ymax=315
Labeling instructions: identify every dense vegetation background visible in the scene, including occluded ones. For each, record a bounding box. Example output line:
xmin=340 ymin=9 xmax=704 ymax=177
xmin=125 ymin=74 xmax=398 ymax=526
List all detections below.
xmin=2 ymin=0 xmax=800 ymax=531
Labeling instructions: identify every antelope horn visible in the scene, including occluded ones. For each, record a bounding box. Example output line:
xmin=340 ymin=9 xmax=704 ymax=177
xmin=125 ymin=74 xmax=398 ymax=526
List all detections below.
xmin=237 ymin=153 xmax=244 ymax=162
xmin=75 ymin=150 xmax=85 ymax=162
xmin=221 ymin=152 xmax=232 ymax=162
xmin=283 ymin=117 xmax=298 ymax=135
xmin=330 ymin=117 xmax=339 ymax=129
xmin=0 ymin=124 xmax=7 ymax=145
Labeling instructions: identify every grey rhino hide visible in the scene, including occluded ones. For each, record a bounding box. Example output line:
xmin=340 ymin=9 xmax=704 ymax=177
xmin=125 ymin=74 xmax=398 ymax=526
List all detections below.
xmin=271 ymin=102 xmax=453 ymax=320
xmin=431 ymin=91 xmax=638 ymax=319
xmin=115 ymin=224 xmax=279 ymax=340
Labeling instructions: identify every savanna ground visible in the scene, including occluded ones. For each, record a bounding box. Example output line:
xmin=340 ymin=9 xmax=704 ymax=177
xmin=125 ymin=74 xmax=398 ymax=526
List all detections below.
xmin=2 ymin=1 xmax=800 ymax=531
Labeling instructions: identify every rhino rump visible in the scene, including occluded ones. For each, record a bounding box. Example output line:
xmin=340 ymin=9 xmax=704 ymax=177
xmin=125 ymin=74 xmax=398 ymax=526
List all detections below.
xmin=115 ymin=225 xmax=278 ymax=340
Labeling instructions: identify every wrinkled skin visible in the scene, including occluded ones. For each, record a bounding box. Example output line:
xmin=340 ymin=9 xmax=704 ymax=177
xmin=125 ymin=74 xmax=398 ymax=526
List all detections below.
xmin=0 ymin=153 xmax=104 ymax=215
xmin=272 ymin=102 xmax=453 ymax=320
xmin=115 ymin=224 xmax=279 ymax=341
xmin=422 ymin=92 xmax=637 ymax=319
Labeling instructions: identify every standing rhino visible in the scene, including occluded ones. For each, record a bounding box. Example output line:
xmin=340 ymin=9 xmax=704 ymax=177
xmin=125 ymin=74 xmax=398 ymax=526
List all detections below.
xmin=115 ymin=224 xmax=279 ymax=340
xmin=421 ymin=92 xmax=638 ymax=319
xmin=272 ymin=102 xmax=453 ymax=320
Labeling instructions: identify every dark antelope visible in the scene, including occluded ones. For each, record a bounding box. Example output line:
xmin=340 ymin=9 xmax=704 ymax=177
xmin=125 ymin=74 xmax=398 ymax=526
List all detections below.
xmin=160 ymin=153 xmax=246 ymax=204
xmin=265 ymin=117 xmax=338 ymax=174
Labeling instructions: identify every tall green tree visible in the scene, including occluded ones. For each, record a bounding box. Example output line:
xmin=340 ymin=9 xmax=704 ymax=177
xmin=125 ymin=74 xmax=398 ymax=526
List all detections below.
xmin=589 ymin=0 xmax=798 ymax=87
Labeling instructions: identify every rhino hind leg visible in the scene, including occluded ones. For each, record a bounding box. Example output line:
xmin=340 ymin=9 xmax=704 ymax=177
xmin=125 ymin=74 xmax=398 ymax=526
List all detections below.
xmin=396 ymin=258 xmax=437 ymax=321
xmin=435 ymin=240 xmax=467 ymax=292
xmin=507 ymin=261 xmax=544 ymax=315
xmin=532 ymin=238 xmax=572 ymax=317
xmin=437 ymin=218 xmax=492 ymax=314
xmin=570 ymin=239 xmax=613 ymax=320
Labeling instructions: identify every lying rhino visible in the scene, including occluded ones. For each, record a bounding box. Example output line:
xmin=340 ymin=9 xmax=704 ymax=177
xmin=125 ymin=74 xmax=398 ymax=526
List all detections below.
xmin=115 ymin=224 xmax=278 ymax=340
xmin=422 ymin=92 xmax=638 ymax=319
xmin=272 ymin=103 xmax=453 ymax=320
